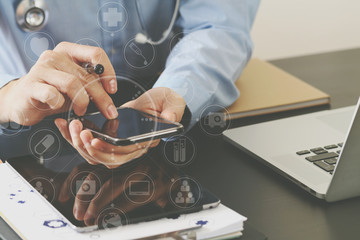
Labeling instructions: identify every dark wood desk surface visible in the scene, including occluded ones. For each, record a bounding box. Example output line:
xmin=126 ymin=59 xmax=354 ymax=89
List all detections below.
xmin=184 ymin=48 xmax=360 ymax=240
xmin=1 ymin=48 xmax=360 ymax=240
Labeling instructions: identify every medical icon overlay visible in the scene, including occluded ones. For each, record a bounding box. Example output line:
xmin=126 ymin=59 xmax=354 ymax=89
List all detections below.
xmin=124 ymin=38 xmax=155 ymax=69
xmin=28 ymin=129 xmax=61 ymax=161
xmin=70 ymin=171 xmax=102 ymax=203
xmin=163 ymin=135 xmax=196 ymax=166
xmin=124 ymin=172 xmax=155 ymax=204
xmin=0 ymin=111 xmax=27 ymax=137
xmin=23 ymin=32 xmax=55 ymax=62
xmin=29 ymin=176 xmax=56 ymax=203
xmin=199 ymin=105 xmax=231 ymax=136
xmin=170 ymin=177 xmax=201 ymax=209
xmin=97 ymin=2 xmax=128 ymax=33
xmin=97 ymin=207 xmax=128 ymax=230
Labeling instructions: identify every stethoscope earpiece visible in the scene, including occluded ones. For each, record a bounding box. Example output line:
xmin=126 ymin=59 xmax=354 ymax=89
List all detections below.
xmin=16 ymin=0 xmax=49 ymax=32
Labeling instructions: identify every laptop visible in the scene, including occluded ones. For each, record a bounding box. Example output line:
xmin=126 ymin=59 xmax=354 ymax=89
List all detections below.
xmin=223 ymin=98 xmax=360 ymax=202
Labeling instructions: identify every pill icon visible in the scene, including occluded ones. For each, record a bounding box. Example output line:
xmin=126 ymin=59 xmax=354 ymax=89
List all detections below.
xmin=34 ymin=134 xmax=55 ymax=155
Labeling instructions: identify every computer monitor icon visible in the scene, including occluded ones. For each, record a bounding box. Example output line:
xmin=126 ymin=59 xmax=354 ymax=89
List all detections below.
xmin=129 ymin=180 xmax=150 ymax=196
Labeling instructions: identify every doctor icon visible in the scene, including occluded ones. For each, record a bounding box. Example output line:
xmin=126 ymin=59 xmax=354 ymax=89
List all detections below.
xmin=0 ymin=0 xmax=260 ymax=168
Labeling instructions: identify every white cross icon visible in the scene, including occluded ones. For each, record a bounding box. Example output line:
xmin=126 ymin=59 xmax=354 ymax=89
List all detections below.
xmin=103 ymin=8 xmax=123 ymax=27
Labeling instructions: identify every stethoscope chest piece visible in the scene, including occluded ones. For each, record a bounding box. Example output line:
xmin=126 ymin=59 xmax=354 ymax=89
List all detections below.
xmin=16 ymin=0 xmax=49 ymax=32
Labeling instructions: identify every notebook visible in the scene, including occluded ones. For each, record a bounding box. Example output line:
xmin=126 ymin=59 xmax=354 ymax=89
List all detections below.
xmin=227 ymin=58 xmax=330 ymax=119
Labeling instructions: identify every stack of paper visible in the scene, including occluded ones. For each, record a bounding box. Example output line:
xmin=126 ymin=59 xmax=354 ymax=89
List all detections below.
xmin=0 ymin=164 xmax=247 ymax=240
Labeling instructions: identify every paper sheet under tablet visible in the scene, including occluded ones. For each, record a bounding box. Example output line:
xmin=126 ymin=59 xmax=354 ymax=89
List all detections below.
xmin=0 ymin=163 xmax=246 ymax=240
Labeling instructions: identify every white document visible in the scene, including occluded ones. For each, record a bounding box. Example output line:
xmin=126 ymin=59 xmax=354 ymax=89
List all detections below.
xmin=0 ymin=163 xmax=246 ymax=240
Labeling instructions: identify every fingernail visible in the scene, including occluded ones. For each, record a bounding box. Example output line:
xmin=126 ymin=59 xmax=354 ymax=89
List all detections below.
xmin=80 ymin=107 xmax=87 ymax=116
xmin=71 ymin=122 xmax=81 ymax=134
xmin=107 ymin=104 xmax=118 ymax=119
xmin=109 ymin=79 xmax=117 ymax=93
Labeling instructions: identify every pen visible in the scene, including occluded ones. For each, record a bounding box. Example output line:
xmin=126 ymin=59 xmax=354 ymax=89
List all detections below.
xmin=82 ymin=62 xmax=104 ymax=75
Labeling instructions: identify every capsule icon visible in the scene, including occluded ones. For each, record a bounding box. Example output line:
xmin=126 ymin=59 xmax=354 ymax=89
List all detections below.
xmin=34 ymin=134 xmax=55 ymax=155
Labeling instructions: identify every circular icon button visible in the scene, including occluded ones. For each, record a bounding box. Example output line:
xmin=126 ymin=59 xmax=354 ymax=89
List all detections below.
xmin=124 ymin=38 xmax=155 ymax=69
xmin=97 ymin=207 xmax=128 ymax=230
xmin=29 ymin=129 xmax=61 ymax=161
xmin=199 ymin=105 xmax=231 ymax=136
xmin=163 ymin=135 xmax=196 ymax=166
xmin=70 ymin=171 xmax=102 ymax=203
xmin=0 ymin=111 xmax=26 ymax=137
xmin=124 ymin=172 xmax=155 ymax=204
xmin=169 ymin=177 xmax=201 ymax=209
xmin=24 ymin=32 xmax=55 ymax=62
xmin=29 ymin=176 xmax=56 ymax=203
xmin=97 ymin=2 xmax=128 ymax=33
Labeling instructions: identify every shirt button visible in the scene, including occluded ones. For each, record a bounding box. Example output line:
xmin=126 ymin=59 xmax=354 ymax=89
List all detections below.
xmin=111 ymin=48 xmax=117 ymax=54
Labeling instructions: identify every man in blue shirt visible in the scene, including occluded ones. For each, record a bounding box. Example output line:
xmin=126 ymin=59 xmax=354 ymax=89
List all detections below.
xmin=0 ymin=0 xmax=260 ymax=167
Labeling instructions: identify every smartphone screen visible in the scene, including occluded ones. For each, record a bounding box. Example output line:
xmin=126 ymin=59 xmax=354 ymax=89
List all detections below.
xmin=75 ymin=108 xmax=183 ymax=145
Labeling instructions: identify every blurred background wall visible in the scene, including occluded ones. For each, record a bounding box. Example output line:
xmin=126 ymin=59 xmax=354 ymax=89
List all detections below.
xmin=251 ymin=0 xmax=360 ymax=60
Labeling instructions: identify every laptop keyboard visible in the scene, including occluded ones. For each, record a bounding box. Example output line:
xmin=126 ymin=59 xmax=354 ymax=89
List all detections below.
xmin=296 ymin=143 xmax=343 ymax=174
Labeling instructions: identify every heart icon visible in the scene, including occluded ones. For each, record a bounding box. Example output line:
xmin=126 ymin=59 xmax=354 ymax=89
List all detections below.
xmin=30 ymin=37 xmax=49 ymax=57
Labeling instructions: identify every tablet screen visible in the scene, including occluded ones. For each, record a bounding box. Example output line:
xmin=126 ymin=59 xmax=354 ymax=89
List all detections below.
xmin=6 ymin=148 xmax=220 ymax=231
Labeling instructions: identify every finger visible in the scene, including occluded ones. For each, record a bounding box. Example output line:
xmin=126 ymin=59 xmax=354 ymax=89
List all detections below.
xmin=34 ymin=66 xmax=89 ymax=116
xmin=83 ymin=171 xmax=155 ymax=226
xmin=30 ymin=82 xmax=65 ymax=110
xmin=58 ymin=164 xmax=86 ymax=203
xmin=40 ymin=50 xmax=117 ymax=119
xmin=55 ymin=119 xmax=99 ymax=166
xmin=54 ymin=118 xmax=71 ymax=143
xmin=83 ymin=179 xmax=117 ymax=225
xmin=54 ymin=42 xmax=117 ymax=94
xmin=90 ymin=138 xmax=158 ymax=154
xmin=73 ymin=173 xmax=98 ymax=221
xmin=102 ymin=119 xmax=119 ymax=137
xmin=84 ymin=144 xmax=148 ymax=168
xmin=160 ymin=91 xmax=186 ymax=122
xmin=69 ymin=120 xmax=88 ymax=154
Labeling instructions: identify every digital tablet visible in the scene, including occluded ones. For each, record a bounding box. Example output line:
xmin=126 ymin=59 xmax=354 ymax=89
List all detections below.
xmin=6 ymin=149 xmax=220 ymax=232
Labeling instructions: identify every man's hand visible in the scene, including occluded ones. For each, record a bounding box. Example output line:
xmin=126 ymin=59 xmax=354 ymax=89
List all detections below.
xmin=55 ymin=87 xmax=186 ymax=168
xmin=0 ymin=42 xmax=118 ymax=126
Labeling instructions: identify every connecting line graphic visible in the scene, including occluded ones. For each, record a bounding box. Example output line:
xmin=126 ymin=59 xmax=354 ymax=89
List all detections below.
xmin=129 ymin=42 xmax=148 ymax=66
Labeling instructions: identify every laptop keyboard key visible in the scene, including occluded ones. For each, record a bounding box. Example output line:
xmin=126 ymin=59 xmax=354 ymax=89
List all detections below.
xmin=336 ymin=150 xmax=341 ymax=154
xmin=314 ymin=161 xmax=335 ymax=172
xmin=296 ymin=150 xmax=311 ymax=155
xmin=338 ymin=143 xmax=343 ymax=147
xmin=324 ymin=144 xmax=338 ymax=150
xmin=305 ymin=152 xmax=338 ymax=162
xmin=310 ymin=147 xmax=324 ymax=152
xmin=324 ymin=158 xmax=337 ymax=165
xmin=314 ymin=150 xmax=328 ymax=155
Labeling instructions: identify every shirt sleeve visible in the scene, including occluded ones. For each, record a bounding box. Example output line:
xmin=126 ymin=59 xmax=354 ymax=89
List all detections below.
xmin=0 ymin=7 xmax=27 ymax=88
xmin=153 ymin=0 xmax=260 ymax=127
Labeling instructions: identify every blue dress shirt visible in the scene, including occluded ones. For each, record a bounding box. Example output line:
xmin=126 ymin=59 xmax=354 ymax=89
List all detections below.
xmin=0 ymin=0 xmax=260 ymax=126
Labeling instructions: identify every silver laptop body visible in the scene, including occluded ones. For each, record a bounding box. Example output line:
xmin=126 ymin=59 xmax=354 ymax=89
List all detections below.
xmin=223 ymin=98 xmax=360 ymax=202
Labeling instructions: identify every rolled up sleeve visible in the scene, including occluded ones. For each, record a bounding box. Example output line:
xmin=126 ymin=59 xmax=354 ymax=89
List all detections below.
xmin=153 ymin=0 xmax=260 ymax=127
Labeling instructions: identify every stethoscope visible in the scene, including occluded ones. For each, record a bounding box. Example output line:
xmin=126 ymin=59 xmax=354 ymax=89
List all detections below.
xmin=15 ymin=0 xmax=180 ymax=45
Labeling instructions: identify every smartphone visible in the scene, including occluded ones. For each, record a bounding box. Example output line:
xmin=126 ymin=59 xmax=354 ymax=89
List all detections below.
xmin=72 ymin=108 xmax=184 ymax=146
